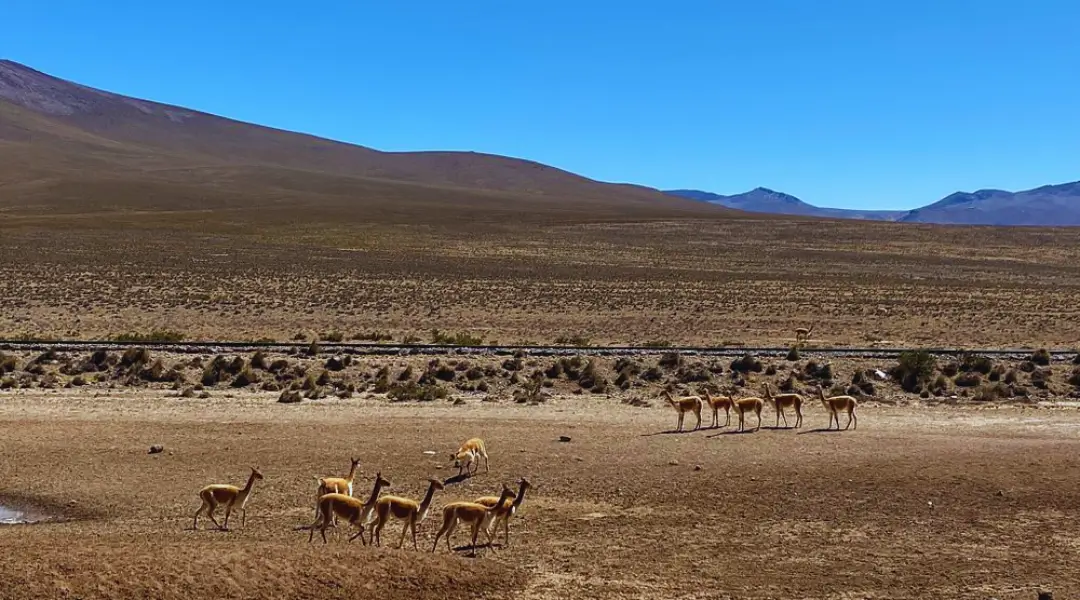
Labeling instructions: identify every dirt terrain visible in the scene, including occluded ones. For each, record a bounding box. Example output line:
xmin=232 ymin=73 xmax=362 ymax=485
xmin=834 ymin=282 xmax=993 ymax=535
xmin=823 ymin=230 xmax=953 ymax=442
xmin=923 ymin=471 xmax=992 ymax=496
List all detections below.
xmin=2 ymin=390 xmax=1079 ymax=600
xmin=4 ymin=217 xmax=1080 ymax=349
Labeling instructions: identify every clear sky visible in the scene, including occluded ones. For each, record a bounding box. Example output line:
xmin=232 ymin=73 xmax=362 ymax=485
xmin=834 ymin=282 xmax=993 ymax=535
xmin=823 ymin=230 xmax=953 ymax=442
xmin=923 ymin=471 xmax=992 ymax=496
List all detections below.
xmin=4 ymin=0 xmax=1078 ymax=210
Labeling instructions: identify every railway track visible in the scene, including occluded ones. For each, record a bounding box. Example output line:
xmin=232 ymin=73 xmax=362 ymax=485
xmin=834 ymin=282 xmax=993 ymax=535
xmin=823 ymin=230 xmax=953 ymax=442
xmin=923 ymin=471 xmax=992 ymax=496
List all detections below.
xmin=0 ymin=340 xmax=1072 ymax=361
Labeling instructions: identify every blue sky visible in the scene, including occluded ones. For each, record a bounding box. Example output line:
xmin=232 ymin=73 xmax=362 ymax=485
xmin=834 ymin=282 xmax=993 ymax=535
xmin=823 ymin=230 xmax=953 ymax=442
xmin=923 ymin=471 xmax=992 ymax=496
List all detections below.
xmin=4 ymin=0 xmax=1078 ymax=210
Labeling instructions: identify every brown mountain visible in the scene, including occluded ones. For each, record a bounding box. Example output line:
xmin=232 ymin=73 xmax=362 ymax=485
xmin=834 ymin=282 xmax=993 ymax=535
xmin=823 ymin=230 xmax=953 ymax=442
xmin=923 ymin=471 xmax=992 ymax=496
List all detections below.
xmin=0 ymin=59 xmax=718 ymax=224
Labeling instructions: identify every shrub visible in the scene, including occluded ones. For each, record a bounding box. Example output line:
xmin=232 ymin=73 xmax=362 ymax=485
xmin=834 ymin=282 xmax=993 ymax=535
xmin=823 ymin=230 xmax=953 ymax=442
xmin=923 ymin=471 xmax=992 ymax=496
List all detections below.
xmin=803 ymin=360 xmax=833 ymax=382
xmin=388 ymin=381 xmax=448 ymax=402
xmin=954 ymin=372 xmax=982 ymax=388
xmin=1004 ymin=369 xmax=1019 ymax=384
xmin=268 ymin=359 xmax=290 ymax=373
xmin=114 ymin=330 xmax=185 ymax=343
xmin=851 ymin=370 xmax=875 ymax=396
xmin=465 ymin=367 xmax=485 ymax=381
xmin=1074 ymin=353 xmax=1080 ymax=365
xmin=554 ymin=334 xmax=591 ymax=346
xmin=1029 ymin=348 xmax=1051 ymax=366
xmin=1019 ymin=361 xmax=1036 ymax=373
xmin=959 ymin=352 xmax=994 ymax=375
xmin=0 ymin=352 xmax=15 ymax=373
xmin=250 ymin=351 xmax=269 ymax=370
xmin=120 ymin=348 xmax=152 ymax=368
xmin=231 ymin=367 xmax=259 ymax=388
xmin=941 ymin=362 xmax=959 ymax=377
xmin=892 ymin=350 xmax=936 ymax=393
xmin=434 ymin=365 xmax=456 ymax=382
xmin=398 ymin=365 xmax=415 ymax=381
xmin=1031 ymin=368 xmax=1051 ymax=389
xmin=138 ymin=359 xmax=171 ymax=383
xmin=765 ymin=364 xmax=777 ymax=376
xmin=988 ymin=364 xmax=1006 ymax=382
xmin=321 ymin=331 xmax=345 ymax=343
xmin=658 ymin=352 xmax=682 ymax=369
xmin=401 ymin=334 xmax=422 ymax=344
xmin=278 ymin=389 xmax=302 ymax=404
xmin=502 ymin=358 xmax=523 ymax=372
xmin=372 ymin=366 xmax=391 ymax=393
xmin=931 ymin=374 xmax=949 ymax=395
xmin=642 ymin=366 xmax=663 ymax=382
xmin=974 ymin=383 xmax=1010 ymax=402
xmin=642 ymin=340 xmax=672 ymax=348
xmin=352 ymin=331 xmax=393 ymax=342
xmin=430 ymin=329 xmax=483 ymax=346
xmin=306 ymin=341 xmax=321 ymax=356
xmin=731 ymin=354 xmax=763 ymax=374
xmin=613 ymin=358 xmax=635 ymax=377
xmin=325 ymin=356 xmax=349 ymax=372
xmin=785 ymin=347 xmax=800 ymax=361
xmin=1068 ymin=367 xmax=1080 ymax=387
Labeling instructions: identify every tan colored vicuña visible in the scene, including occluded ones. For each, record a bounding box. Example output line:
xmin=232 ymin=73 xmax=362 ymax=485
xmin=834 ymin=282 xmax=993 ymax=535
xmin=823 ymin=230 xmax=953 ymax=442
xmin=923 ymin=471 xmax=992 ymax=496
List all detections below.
xmin=313 ymin=456 xmax=361 ymax=525
xmin=431 ymin=484 xmax=516 ymax=557
xmin=763 ymin=382 xmax=804 ymax=428
xmin=662 ymin=390 xmax=703 ymax=432
xmin=732 ymin=395 xmax=764 ymax=432
xmin=308 ymin=472 xmax=391 ymax=544
xmin=795 ymin=324 xmax=814 ymax=344
xmin=451 ymin=437 xmax=489 ymax=477
xmin=703 ymin=390 xmax=733 ymax=428
xmin=818 ymin=387 xmax=858 ymax=430
xmin=475 ymin=477 xmax=532 ymax=547
xmin=371 ymin=478 xmax=445 ymax=550
xmin=192 ymin=466 xmax=264 ymax=531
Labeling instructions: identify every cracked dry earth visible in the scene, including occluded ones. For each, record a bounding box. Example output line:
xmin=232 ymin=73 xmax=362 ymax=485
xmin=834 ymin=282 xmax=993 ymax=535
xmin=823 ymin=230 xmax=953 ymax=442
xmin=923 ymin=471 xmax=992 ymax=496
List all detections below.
xmin=1 ymin=391 xmax=1079 ymax=600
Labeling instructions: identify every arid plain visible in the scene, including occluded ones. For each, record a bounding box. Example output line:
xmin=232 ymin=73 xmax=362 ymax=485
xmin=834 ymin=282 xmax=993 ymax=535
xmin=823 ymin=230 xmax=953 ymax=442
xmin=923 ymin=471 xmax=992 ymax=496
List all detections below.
xmin=3 ymin=59 xmax=1080 ymax=600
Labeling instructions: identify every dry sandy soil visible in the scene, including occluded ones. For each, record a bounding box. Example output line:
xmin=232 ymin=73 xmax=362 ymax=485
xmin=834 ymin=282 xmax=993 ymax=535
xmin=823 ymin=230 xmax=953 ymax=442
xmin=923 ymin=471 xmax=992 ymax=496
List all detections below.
xmin=3 ymin=219 xmax=1080 ymax=349
xmin=2 ymin=390 xmax=1079 ymax=600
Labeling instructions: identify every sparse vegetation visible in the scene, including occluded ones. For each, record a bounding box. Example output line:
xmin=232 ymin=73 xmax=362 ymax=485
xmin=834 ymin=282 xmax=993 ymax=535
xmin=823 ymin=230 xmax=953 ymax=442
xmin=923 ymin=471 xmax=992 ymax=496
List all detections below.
xmin=892 ymin=350 xmax=936 ymax=393
xmin=430 ymin=329 xmax=484 ymax=346
xmin=113 ymin=330 xmax=185 ymax=343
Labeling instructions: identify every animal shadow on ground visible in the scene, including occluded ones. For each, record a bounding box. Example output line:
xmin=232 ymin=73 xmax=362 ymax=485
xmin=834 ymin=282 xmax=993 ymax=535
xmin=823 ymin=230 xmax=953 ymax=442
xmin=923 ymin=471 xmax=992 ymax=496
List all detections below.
xmin=796 ymin=427 xmax=846 ymax=435
xmin=640 ymin=428 xmax=702 ymax=437
xmin=707 ymin=429 xmax=758 ymax=437
xmin=442 ymin=473 xmax=471 ymax=486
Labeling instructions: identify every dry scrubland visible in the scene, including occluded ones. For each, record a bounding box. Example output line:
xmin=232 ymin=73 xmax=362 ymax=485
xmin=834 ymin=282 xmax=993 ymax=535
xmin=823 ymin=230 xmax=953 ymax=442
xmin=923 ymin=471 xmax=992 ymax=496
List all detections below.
xmin=3 ymin=218 xmax=1080 ymax=347
xmin=3 ymin=388 xmax=1080 ymax=600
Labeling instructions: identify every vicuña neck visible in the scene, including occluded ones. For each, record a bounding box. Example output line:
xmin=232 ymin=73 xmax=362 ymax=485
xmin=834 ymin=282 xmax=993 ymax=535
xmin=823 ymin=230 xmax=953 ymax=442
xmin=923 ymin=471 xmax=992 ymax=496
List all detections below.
xmin=242 ymin=471 xmax=258 ymax=494
xmin=512 ymin=483 xmax=529 ymax=510
xmin=365 ymin=480 xmax=385 ymax=506
xmin=419 ymin=482 xmax=439 ymax=511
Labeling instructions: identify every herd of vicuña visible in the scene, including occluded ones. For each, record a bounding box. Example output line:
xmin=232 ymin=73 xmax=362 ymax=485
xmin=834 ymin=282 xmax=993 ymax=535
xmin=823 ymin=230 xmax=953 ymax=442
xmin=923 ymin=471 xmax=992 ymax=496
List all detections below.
xmin=663 ymin=385 xmax=857 ymax=433
xmin=193 ymin=437 xmax=532 ymax=558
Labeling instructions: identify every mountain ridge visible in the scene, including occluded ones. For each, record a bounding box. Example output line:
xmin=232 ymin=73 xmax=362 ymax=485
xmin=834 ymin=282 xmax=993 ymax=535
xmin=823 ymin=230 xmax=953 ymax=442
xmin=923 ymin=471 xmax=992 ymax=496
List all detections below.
xmin=667 ymin=180 xmax=1080 ymax=226
xmin=0 ymin=59 xmax=726 ymax=224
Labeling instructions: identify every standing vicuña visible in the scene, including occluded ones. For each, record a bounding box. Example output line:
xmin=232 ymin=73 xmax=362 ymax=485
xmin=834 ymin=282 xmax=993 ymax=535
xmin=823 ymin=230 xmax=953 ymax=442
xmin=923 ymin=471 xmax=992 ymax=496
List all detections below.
xmin=309 ymin=472 xmax=391 ymax=544
xmin=817 ymin=387 xmax=857 ymax=430
xmin=763 ymin=382 xmax=804 ymax=428
xmin=452 ymin=438 xmax=489 ymax=477
xmin=475 ymin=477 xmax=532 ymax=547
xmin=313 ymin=456 xmax=361 ymax=526
xmin=662 ymin=390 xmax=703 ymax=432
xmin=431 ymin=484 xmax=516 ymax=557
xmin=703 ymin=390 xmax=733 ymax=428
xmin=732 ymin=395 xmax=764 ymax=432
xmin=192 ymin=466 xmax=264 ymax=531
xmin=795 ymin=324 xmax=814 ymax=344
xmin=371 ymin=478 xmax=445 ymax=550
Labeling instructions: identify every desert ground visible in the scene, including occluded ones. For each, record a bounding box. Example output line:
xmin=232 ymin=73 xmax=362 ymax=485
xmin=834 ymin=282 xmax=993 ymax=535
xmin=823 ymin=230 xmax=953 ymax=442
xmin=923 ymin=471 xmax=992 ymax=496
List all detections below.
xmin=2 ymin=387 xmax=1079 ymax=600
xmin=3 ymin=217 xmax=1080 ymax=348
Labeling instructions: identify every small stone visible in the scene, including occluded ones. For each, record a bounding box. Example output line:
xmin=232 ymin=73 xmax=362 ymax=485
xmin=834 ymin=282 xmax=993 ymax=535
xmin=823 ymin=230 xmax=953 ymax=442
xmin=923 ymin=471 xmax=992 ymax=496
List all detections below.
xmin=558 ymin=435 xmax=572 ymax=442
xmin=422 ymin=450 xmax=436 ymax=456
xmin=1038 ymin=590 xmax=1053 ymax=600
xmin=996 ymin=490 xmax=1004 ymax=496
xmin=669 ymin=460 xmax=679 ymax=466
xmin=148 ymin=445 xmax=164 ymax=454
xmin=693 ymin=464 xmax=702 ymax=471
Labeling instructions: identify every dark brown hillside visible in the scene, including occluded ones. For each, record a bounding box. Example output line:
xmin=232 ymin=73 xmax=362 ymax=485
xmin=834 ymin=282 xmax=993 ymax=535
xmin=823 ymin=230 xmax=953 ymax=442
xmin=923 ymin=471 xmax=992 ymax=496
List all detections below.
xmin=0 ymin=59 xmax=719 ymax=215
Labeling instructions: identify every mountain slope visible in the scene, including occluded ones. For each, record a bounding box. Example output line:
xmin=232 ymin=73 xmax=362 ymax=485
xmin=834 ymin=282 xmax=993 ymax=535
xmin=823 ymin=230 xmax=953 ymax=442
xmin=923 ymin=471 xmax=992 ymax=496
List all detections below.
xmin=0 ymin=59 xmax=720 ymax=222
xmin=665 ymin=188 xmax=907 ymax=221
xmin=900 ymin=182 xmax=1080 ymax=226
